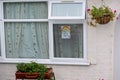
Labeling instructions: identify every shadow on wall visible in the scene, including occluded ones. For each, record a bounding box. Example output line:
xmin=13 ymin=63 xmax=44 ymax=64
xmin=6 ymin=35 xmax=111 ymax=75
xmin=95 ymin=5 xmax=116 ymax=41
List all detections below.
xmin=114 ymin=13 xmax=120 ymax=80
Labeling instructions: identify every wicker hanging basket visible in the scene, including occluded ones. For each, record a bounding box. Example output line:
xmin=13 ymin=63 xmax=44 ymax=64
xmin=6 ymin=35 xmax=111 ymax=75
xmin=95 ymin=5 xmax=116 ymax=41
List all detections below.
xmin=96 ymin=15 xmax=111 ymax=24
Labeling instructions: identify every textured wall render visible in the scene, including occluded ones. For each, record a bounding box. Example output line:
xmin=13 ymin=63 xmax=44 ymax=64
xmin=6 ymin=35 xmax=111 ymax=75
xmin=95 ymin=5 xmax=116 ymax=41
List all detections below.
xmin=0 ymin=0 xmax=120 ymax=80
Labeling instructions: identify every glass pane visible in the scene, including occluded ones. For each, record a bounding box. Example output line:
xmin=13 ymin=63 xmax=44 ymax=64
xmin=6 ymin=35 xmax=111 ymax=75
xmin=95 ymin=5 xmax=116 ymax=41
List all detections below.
xmin=53 ymin=24 xmax=83 ymax=58
xmin=52 ymin=3 xmax=83 ymax=17
xmin=4 ymin=2 xmax=48 ymax=19
xmin=4 ymin=22 xmax=49 ymax=59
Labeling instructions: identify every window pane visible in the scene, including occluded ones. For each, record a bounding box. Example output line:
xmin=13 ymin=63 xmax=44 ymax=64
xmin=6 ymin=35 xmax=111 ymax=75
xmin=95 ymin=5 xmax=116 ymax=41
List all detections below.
xmin=4 ymin=22 xmax=49 ymax=59
xmin=52 ymin=3 xmax=83 ymax=17
xmin=53 ymin=24 xmax=83 ymax=58
xmin=4 ymin=2 xmax=48 ymax=19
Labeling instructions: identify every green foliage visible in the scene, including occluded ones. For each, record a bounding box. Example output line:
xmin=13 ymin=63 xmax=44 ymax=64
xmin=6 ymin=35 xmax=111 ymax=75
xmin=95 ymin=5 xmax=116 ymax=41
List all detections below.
xmin=16 ymin=63 xmax=28 ymax=72
xmin=87 ymin=6 xmax=116 ymax=27
xmin=91 ymin=6 xmax=115 ymax=20
xmin=16 ymin=61 xmax=48 ymax=80
xmin=16 ymin=61 xmax=47 ymax=73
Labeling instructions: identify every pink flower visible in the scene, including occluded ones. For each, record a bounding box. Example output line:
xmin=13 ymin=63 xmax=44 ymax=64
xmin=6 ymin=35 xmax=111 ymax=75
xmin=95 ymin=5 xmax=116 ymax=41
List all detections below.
xmin=87 ymin=9 xmax=90 ymax=12
xmin=114 ymin=10 xmax=117 ymax=13
xmin=116 ymin=17 xmax=119 ymax=20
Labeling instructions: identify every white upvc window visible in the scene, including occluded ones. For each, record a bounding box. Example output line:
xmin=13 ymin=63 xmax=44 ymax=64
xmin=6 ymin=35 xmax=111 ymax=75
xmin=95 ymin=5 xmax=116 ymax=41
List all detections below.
xmin=49 ymin=20 xmax=88 ymax=64
xmin=0 ymin=0 xmax=88 ymax=65
xmin=49 ymin=0 xmax=86 ymax=19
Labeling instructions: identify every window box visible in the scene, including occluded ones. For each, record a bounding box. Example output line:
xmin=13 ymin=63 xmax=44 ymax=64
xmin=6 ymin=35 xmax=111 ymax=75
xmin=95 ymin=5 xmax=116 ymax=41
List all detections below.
xmin=15 ymin=68 xmax=55 ymax=80
xmin=15 ymin=62 xmax=55 ymax=80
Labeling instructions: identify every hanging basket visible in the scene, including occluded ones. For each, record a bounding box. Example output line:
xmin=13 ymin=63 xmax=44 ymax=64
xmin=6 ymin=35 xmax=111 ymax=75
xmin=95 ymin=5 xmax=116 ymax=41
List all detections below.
xmin=96 ymin=15 xmax=111 ymax=24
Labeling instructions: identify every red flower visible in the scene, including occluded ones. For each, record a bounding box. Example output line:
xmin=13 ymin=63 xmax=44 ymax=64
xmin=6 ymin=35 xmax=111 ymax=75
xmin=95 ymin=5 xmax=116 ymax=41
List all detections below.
xmin=87 ymin=9 xmax=90 ymax=12
xmin=116 ymin=17 xmax=119 ymax=20
xmin=114 ymin=10 xmax=117 ymax=13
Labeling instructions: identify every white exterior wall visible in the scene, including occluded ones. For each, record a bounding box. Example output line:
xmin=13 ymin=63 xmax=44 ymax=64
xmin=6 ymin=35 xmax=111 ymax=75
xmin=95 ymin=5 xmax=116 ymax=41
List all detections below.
xmin=114 ymin=14 xmax=120 ymax=80
xmin=0 ymin=0 xmax=120 ymax=80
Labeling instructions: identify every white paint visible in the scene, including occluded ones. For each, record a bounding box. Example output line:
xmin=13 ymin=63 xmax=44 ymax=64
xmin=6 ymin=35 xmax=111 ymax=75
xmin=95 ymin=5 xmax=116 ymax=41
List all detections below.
xmin=0 ymin=0 xmax=88 ymax=65
xmin=49 ymin=20 xmax=88 ymax=64
xmin=0 ymin=0 xmax=117 ymax=80
xmin=114 ymin=13 xmax=120 ymax=80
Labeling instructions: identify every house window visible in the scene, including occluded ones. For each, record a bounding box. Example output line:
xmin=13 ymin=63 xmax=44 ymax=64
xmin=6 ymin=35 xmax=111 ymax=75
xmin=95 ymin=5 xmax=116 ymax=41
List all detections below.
xmin=51 ymin=3 xmax=83 ymax=17
xmin=4 ymin=2 xmax=48 ymax=19
xmin=3 ymin=2 xmax=49 ymax=59
xmin=53 ymin=24 xmax=83 ymax=58
xmin=49 ymin=0 xmax=86 ymax=19
xmin=0 ymin=0 xmax=88 ymax=65
xmin=4 ymin=22 xmax=49 ymax=59
xmin=49 ymin=0 xmax=87 ymax=64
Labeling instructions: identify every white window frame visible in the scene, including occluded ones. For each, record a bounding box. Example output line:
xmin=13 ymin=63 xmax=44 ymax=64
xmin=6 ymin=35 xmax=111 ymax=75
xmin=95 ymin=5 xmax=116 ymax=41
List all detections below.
xmin=0 ymin=0 xmax=49 ymax=63
xmin=0 ymin=0 xmax=89 ymax=65
xmin=49 ymin=20 xmax=88 ymax=65
xmin=48 ymin=0 xmax=88 ymax=65
xmin=49 ymin=0 xmax=86 ymax=20
xmin=0 ymin=1 xmax=4 ymax=59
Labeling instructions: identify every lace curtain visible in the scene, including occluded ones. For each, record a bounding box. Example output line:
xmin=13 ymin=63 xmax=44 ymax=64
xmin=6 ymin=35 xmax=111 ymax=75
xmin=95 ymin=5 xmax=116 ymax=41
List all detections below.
xmin=4 ymin=2 xmax=49 ymax=59
xmin=4 ymin=2 xmax=48 ymax=19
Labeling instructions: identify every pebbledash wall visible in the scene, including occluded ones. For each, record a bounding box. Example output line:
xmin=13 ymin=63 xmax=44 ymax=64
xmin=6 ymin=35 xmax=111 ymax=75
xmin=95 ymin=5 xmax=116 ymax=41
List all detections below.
xmin=0 ymin=0 xmax=120 ymax=80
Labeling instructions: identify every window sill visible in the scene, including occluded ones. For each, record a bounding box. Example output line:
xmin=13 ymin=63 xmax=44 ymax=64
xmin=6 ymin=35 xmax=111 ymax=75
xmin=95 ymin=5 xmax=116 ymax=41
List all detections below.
xmin=50 ymin=62 xmax=90 ymax=65
xmin=0 ymin=58 xmax=90 ymax=66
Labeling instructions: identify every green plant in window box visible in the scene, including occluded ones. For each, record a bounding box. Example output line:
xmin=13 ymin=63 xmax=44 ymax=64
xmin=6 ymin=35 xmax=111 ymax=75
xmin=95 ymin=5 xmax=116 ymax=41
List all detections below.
xmin=87 ymin=6 xmax=116 ymax=27
xmin=16 ymin=61 xmax=55 ymax=80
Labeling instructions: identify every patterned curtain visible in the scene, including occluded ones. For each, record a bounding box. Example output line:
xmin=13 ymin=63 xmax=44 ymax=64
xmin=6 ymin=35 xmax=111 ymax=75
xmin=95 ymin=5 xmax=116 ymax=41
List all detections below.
xmin=4 ymin=2 xmax=48 ymax=19
xmin=5 ymin=22 xmax=49 ymax=59
xmin=4 ymin=2 xmax=49 ymax=59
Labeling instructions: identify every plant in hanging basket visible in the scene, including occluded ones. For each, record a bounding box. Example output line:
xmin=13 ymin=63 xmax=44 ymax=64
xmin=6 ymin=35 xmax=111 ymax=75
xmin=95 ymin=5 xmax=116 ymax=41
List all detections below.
xmin=15 ymin=61 xmax=55 ymax=80
xmin=87 ymin=6 xmax=116 ymax=27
